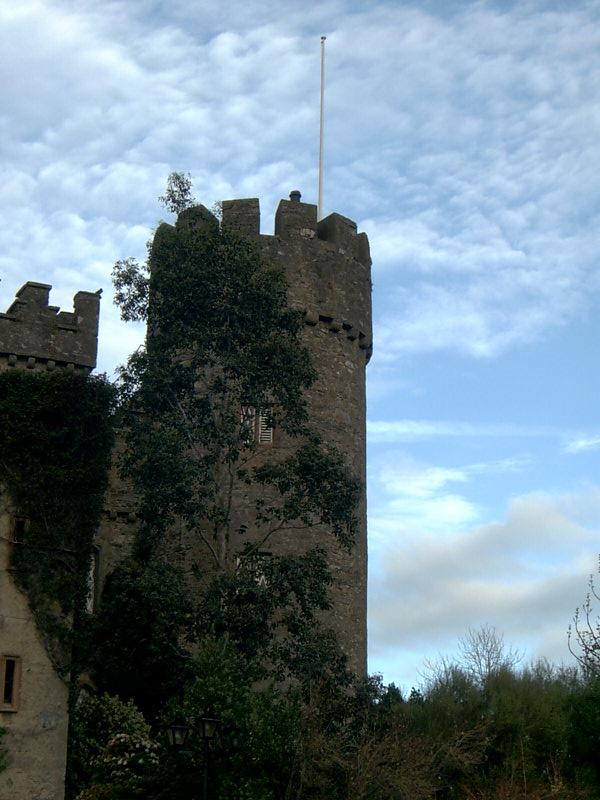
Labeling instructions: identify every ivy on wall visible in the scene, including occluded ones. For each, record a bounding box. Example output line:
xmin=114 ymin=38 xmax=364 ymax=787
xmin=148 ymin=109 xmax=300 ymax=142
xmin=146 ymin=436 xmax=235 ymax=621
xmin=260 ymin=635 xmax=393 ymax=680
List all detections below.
xmin=0 ymin=370 xmax=115 ymax=672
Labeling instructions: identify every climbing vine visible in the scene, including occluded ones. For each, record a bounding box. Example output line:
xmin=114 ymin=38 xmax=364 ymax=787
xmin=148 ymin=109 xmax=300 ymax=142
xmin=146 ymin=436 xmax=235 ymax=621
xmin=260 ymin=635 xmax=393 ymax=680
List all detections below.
xmin=0 ymin=370 xmax=115 ymax=672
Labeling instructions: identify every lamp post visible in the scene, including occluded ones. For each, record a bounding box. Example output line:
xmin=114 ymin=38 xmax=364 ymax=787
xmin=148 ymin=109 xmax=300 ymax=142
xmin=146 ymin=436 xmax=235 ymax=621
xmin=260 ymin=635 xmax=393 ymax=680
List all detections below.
xmin=200 ymin=717 xmax=220 ymax=800
xmin=167 ymin=715 xmax=219 ymax=800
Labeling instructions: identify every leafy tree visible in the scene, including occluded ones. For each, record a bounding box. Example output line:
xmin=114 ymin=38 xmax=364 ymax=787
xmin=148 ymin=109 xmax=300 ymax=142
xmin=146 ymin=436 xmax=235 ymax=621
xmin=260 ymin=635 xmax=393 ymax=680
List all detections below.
xmin=112 ymin=198 xmax=359 ymax=570
xmin=567 ymin=675 xmax=600 ymax=787
xmin=160 ymin=639 xmax=302 ymax=800
xmin=158 ymin=171 xmax=195 ymax=214
xmin=79 ymin=175 xmax=362 ymax=799
xmin=87 ymin=557 xmax=193 ymax=718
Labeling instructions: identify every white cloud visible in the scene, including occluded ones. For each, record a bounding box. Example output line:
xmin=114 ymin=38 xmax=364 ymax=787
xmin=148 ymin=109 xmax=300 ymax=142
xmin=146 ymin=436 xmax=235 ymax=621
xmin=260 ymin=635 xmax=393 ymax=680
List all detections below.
xmin=564 ymin=435 xmax=600 ymax=454
xmin=368 ymin=419 xmax=551 ymax=441
xmin=369 ymin=484 xmax=600 ymax=688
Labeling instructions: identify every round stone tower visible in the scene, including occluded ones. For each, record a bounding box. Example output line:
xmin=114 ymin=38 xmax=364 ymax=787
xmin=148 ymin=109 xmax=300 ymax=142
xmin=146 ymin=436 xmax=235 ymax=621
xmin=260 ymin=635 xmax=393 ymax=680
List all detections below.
xmin=99 ymin=192 xmax=373 ymax=676
xmin=221 ymin=192 xmax=372 ymax=674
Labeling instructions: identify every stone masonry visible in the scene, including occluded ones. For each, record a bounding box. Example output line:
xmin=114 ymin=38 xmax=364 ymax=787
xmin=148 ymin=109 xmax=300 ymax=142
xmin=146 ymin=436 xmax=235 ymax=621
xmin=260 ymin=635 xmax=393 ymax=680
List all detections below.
xmin=0 ymin=192 xmax=372 ymax=799
xmin=97 ymin=193 xmax=372 ymax=674
xmin=0 ymin=284 xmax=100 ymax=800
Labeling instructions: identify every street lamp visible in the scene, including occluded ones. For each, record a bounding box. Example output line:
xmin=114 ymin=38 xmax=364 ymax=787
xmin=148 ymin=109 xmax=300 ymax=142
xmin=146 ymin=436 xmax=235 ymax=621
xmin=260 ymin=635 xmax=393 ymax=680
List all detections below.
xmin=166 ymin=716 xmax=191 ymax=751
xmin=166 ymin=715 xmax=219 ymax=800
xmin=200 ymin=716 xmax=220 ymax=800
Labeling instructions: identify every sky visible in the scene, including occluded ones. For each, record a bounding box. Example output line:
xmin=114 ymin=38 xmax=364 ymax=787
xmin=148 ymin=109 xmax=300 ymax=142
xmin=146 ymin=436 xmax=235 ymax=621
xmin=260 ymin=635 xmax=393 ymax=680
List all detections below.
xmin=2 ymin=0 xmax=600 ymax=690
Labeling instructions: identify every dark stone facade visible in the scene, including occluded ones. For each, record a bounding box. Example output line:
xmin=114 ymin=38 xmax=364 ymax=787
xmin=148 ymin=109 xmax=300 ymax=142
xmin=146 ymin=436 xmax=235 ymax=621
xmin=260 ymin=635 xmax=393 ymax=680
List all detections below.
xmin=0 ymin=282 xmax=100 ymax=373
xmin=222 ymin=194 xmax=372 ymax=673
xmin=100 ymin=194 xmax=372 ymax=674
xmin=2 ymin=193 xmax=372 ymax=677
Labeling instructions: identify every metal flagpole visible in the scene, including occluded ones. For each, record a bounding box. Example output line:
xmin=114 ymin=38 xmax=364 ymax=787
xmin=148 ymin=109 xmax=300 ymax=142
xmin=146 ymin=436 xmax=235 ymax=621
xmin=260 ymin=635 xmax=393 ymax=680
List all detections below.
xmin=318 ymin=35 xmax=326 ymax=221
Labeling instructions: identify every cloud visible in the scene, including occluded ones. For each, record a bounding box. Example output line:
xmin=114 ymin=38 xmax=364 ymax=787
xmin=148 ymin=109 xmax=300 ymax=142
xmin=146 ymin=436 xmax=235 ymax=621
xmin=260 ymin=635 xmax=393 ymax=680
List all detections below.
xmin=2 ymin=0 xmax=600 ymax=368
xmin=368 ymin=419 xmax=552 ymax=442
xmin=369 ymin=453 xmax=530 ymax=548
xmin=564 ymin=435 xmax=600 ymax=454
xmin=369 ymin=482 xmax=600 ymax=688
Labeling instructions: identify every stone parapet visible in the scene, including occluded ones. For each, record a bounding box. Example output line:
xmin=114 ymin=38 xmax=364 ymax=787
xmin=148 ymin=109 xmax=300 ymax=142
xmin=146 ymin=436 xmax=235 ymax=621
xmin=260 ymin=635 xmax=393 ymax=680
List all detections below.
xmin=0 ymin=283 xmax=101 ymax=371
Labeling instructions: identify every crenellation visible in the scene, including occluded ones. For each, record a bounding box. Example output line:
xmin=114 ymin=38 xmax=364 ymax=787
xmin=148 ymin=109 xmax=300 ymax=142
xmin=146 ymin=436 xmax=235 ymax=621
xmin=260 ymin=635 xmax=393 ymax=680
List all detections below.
xmin=274 ymin=196 xmax=318 ymax=238
xmin=0 ymin=282 xmax=100 ymax=371
xmin=175 ymin=204 xmax=219 ymax=235
xmin=15 ymin=281 xmax=52 ymax=309
xmin=317 ymin=212 xmax=359 ymax=256
xmin=222 ymin=198 xmax=260 ymax=235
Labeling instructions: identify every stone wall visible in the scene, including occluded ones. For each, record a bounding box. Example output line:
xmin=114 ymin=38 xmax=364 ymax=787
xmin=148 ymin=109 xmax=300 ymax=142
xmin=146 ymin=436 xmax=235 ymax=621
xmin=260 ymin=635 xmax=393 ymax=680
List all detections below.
xmin=0 ymin=494 xmax=69 ymax=800
xmin=0 ymin=282 xmax=100 ymax=373
xmin=228 ymin=194 xmax=371 ymax=674
xmin=98 ymin=195 xmax=372 ymax=675
xmin=0 ymin=283 xmax=100 ymax=800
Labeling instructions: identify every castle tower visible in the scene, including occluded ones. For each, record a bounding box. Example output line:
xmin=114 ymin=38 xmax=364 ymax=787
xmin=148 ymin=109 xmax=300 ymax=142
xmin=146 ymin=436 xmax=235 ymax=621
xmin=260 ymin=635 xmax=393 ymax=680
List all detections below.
xmin=220 ymin=193 xmax=372 ymax=673
xmin=95 ymin=193 xmax=372 ymax=674
xmin=0 ymin=283 xmax=100 ymax=800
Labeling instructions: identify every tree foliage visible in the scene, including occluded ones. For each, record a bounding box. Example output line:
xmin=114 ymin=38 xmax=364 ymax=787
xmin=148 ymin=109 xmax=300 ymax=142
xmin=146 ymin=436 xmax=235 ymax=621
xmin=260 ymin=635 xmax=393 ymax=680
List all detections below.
xmin=113 ymin=202 xmax=359 ymax=569
xmin=158 ymin=171 xmax=195 ymax=214
xmin=87 ymin=557 xmax=194 ymax=718
xmin=569 ymin=565 xmax=600 ymax=678
xmin=0 ymin=370 xmax=115 ymax=669
xmin=69 ymin=693 xmax=152 ymax=797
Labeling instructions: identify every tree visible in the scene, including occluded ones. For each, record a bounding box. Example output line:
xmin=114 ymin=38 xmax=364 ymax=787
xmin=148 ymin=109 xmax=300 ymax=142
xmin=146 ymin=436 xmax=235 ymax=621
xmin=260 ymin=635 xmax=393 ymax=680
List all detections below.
xmin=458 ymin=625 xmax=523 ymax=686
xmin=158 ymin=171 xmax=195 ymax=214
xmin=568 ymin=565 xmax=600 ymax=677
xmin=87 ymin=557 xmax=193 ymax=718
xmin=112 ymin=187 xmax=359 ymax=580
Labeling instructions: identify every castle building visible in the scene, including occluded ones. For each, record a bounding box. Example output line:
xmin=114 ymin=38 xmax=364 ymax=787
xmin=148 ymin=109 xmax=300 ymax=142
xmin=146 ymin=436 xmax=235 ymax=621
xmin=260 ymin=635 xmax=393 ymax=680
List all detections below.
xmin=0 ymin=192 xmax=371 ymax=798
xmin=0 ymin=283 xmax=100 ymax=800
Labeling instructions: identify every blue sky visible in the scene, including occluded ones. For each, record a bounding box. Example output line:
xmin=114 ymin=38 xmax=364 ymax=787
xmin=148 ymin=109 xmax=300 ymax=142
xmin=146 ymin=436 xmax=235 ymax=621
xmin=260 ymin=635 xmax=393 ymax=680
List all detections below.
xmin=2 ymin=0 xmax=600 ymax=689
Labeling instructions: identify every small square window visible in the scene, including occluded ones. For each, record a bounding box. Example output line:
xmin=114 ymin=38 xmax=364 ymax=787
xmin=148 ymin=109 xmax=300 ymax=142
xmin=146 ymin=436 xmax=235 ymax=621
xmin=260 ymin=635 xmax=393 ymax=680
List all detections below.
xmin=0 ymin=656 xmax=22 ymax=712
xmin=10 ymin=517 xmax=28 ymax=544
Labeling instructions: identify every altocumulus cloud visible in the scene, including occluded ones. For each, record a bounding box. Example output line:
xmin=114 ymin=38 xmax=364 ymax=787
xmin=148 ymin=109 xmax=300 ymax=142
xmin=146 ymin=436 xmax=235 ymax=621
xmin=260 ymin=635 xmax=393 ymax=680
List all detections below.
xmin=2 ymin=0 xmax=600 ymax=686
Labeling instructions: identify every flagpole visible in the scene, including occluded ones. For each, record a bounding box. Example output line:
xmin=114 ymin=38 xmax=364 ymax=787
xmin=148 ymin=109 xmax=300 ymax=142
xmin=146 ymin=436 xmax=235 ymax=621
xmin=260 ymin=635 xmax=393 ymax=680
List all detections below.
xmin=318 ymin=35 xmax=326 ymax=221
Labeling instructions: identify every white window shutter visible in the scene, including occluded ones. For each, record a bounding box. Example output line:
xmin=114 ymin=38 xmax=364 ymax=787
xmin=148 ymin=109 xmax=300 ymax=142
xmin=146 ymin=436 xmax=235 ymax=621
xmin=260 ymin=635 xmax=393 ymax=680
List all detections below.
xmin=241 ymin=405 xmax=256 ymax=440
xmin=258 ymin=410 xmax=273 ymax=444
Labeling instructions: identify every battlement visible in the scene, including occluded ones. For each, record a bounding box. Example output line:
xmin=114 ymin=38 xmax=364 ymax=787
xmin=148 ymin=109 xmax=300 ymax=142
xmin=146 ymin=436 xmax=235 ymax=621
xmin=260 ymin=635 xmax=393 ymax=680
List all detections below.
xmin=221 ymin=193 xmax=373 ymax=360
xmin=0 ymin=282 xmax=101 ymax=372
xmin=221 ymin=193 xmax=371 ymax=265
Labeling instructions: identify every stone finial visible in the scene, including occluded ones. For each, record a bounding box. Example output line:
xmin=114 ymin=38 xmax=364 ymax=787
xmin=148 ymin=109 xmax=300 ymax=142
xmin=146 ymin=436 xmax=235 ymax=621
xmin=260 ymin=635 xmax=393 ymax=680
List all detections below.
xmin=289 ymin=190 xmax=302 ymax=202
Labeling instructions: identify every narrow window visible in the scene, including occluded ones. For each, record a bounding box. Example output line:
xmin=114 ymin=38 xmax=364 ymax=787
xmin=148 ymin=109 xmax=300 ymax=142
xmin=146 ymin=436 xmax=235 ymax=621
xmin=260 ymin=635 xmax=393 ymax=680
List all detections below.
xmin=1 ymin=656 xmax=21 ymax=712
xmin=10 ymin=517 xmax=27 ymax=544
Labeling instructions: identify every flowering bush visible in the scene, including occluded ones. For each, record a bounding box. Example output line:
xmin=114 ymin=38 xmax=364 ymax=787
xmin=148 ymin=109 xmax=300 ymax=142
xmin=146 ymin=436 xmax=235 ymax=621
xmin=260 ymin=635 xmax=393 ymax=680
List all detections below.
xmin=93 ymin=732 xmax=159 ymax=782
xmin=69 ymin=692 xmax=154 ymax=798
xmin=74 ymin=732 xmax=159 ymax=800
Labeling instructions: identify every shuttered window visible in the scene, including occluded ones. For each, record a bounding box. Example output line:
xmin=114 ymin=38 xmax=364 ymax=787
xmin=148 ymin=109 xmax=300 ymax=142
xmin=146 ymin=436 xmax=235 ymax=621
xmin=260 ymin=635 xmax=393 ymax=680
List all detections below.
xmin=240 ymin=406 xmax=273 ymax=444
xmin=258 ymin=411 xmax=273 ymax=444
